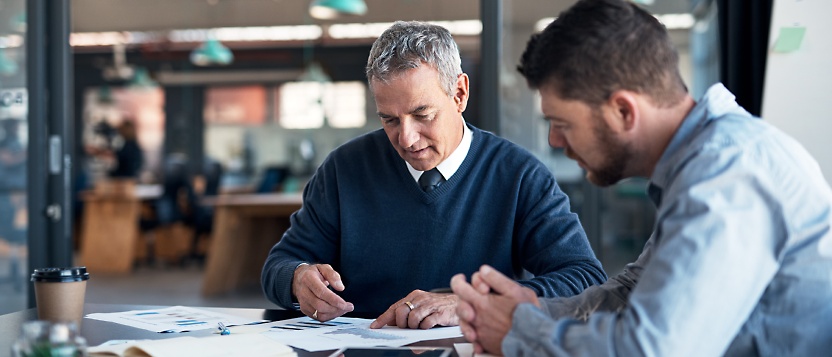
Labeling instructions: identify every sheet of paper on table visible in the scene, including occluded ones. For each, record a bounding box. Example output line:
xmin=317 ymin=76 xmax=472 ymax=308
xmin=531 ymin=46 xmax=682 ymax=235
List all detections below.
xmin=88 ymin=334 xmax=296 ymax=357
xmin=85 ymin=306 xmax=267 ymax=333
xmin=453 ymin=343 xmax=500 ymax=357
xmin=251 ymin=316 xmax=462 ymax=352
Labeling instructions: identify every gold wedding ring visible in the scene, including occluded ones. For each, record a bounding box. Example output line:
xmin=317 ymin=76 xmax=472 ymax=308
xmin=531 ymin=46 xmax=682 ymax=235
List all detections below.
xmin=404 ymin=301 xmax=415 ymax=310
xmin=312 ymin=309 xmax=318 ymax=319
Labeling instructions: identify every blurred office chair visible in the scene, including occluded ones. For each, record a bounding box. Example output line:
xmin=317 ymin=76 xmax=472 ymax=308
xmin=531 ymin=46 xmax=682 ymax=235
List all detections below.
xmin=140 ymin=155 xmax=196 ymax=266
xmin=188 ymin=159 xmax=224 ymax=264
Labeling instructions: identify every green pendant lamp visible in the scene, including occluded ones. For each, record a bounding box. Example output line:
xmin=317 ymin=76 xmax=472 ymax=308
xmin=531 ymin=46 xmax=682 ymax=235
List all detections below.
xmin=128 ymin=67 xmax=158 ymax=89
xmin=190 ymin=38 xmax=234 ymax=66
xmin=309 ymin=0 xmax=367 ymax=20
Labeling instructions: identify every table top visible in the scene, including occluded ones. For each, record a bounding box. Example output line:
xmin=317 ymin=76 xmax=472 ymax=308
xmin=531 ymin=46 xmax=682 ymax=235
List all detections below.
xmin=202 ymin=192 xmax=303 ymax=206
xmin=79 ymin=184 xmax=163 ymax=201
xmin=0 ymin=304 xmax=464 ymax=357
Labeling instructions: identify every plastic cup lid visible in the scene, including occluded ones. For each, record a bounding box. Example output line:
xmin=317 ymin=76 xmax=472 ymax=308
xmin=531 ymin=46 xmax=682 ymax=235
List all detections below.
xmin=30 ymin=267 xmax=90 ymax=282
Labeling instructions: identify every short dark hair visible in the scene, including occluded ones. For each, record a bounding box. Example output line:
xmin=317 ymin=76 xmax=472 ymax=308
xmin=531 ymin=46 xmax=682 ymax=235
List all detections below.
xmin=518 ymin=0 xmax=687 ymax=107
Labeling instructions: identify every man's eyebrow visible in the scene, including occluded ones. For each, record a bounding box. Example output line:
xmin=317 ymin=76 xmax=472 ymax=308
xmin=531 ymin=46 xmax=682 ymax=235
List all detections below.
xmin=377 ymin=105 xmax=433 ymax=118
xmin=410 ymin=105 xmax=430 ymax=113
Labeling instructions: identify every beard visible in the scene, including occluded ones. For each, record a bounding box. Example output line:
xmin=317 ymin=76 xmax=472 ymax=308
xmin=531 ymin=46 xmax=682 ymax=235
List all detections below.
xmin=584 ymin=114 xmax=631 ymax=187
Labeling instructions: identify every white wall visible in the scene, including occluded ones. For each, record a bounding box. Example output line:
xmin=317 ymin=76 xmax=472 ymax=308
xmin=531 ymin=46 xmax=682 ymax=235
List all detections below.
xmin=762 ymin=0 xmax=832 ymax=186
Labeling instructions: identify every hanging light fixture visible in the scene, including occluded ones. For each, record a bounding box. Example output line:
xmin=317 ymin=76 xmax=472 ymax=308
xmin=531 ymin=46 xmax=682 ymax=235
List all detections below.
xmin=190 ymin=38 xmax=234 ymax=66
xmin=128 ymin=67 xmax=159 ymax=89
xmin=309 ymin=0 xmax=367 ymax=20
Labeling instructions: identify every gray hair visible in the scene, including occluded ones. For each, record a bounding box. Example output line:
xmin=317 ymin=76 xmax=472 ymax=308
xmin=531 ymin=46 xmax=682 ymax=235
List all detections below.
xmin=366 ymin=21 xmax=462 ymax=96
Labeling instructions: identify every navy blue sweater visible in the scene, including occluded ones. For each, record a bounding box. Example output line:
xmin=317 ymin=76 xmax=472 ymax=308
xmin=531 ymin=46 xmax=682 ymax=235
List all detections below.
xmin=262 ymin=124 xmax=606 ymax=313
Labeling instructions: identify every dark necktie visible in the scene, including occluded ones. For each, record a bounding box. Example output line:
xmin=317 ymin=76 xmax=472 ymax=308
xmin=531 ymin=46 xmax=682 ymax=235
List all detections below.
xmin=418 ymin=168 xmax=446 ymax=193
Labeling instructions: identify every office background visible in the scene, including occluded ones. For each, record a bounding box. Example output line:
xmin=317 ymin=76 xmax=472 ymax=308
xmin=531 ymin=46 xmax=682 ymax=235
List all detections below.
xmin=2 ymin=0 xmax=817 ymax=316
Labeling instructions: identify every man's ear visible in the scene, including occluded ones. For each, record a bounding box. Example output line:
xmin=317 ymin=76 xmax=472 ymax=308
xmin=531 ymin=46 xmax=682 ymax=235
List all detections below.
xmin=607 ymin=90 xmax=639 ymax=132
xmin=454 ymin=73 xmax=470 ymax=113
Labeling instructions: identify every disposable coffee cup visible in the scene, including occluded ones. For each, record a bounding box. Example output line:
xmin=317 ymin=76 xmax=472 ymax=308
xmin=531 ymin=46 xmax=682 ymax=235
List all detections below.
xmin=31 ymin=267 xmax=90 ymax=326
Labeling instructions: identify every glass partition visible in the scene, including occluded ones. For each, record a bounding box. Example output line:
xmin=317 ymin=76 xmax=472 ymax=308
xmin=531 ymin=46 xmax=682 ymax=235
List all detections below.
xmin=0 ymin=0 xmax=28 ymax=314
xmin=498 ymin=0 xmax=698 ymax=274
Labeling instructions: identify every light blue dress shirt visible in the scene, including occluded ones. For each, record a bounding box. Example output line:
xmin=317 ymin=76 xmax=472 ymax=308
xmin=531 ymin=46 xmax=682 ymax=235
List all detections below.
xmin=504 ymin=83 xmax=832 ymax=356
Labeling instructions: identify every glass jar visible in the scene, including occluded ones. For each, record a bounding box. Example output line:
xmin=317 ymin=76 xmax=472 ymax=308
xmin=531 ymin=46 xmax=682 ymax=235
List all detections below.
xmin=11 ymin=320 xmax=87 ymax=357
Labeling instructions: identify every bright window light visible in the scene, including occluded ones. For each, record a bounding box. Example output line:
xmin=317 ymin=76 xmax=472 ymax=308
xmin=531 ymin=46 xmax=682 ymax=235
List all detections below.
xmin=169 ymin=25 xmax=323 ymax=43
xmin=279 ymin=81 xmax=367 ymax=129
xmin=328 ymin=22 xmax=395 ymax=39
xmin=0 ymin=35 xmax=23 ymax=48
xmin=70 ymin=32 xmax=129 ymax=46
xmin=535 ymin=18 xmax=555 ymax=32
xmin=70 ymin=20 xmax=477 ymax=47
xmin=329 ymin=20 xmax=482 ymax=39
xmin=323 ymin=82 xmax=366 ymax=128
xmin=655 ymin=14 xmax=695 ymax=30
xmin=279 ymin=82 xmax=326 ymax=129
xmin=430 ymin=20 xmax=482 ymax=36
xmin=536 ymin=13 xmax=693 ymax=33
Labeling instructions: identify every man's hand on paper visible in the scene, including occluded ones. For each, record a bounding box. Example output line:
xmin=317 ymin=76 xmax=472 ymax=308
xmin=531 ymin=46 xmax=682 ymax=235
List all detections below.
xmin=370 ymin=290 xmax=460 ymax=329
xmin=451 ymin=265 xmax=540 ymax=355
xmin=292 ymin=263 xmax=354 ymax=321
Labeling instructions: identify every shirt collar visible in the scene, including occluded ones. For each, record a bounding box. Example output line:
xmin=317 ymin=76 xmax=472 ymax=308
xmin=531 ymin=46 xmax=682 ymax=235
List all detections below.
xmin=406 ymin=117 xmax=473 ymax=183
xmin=649 ymin=83 xmax=750 ymax=200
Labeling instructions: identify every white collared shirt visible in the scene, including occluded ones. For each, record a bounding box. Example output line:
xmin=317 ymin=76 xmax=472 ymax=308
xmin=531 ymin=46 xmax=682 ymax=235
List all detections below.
xmin=405 ymin=118 xmax=473 ymax=183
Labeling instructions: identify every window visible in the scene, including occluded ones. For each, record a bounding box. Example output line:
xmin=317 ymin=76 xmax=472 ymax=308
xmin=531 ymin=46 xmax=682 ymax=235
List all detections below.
xmin=204 ymin=85 xmax=266 ymax=125
xmin=278 ymin=81 xmax=366 ymax=129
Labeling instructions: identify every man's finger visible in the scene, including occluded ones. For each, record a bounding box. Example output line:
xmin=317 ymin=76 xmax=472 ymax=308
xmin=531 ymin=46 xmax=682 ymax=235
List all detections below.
xmin=471 ymin=272 xmax=491 ymax=294
xmin=459 ymin=319 xmax=478 ymax=343
xmin=478 ymin=265 xmax=519 ymax=296
xmin=419 ymin=313 xmax=441 ymax=330
xmin=310 ymin=280 xmax=354 ymax=311
xmin=451 ymin=274 xmax=484 ymax=303
xmin=370 ymin=304 xmax=398 ymax=329
xmin=317 ymin=264 xmax=345 ymax=291
xmin=395 ymin=302 xmax=411 ymax=329
xmin=456 ymin=299 xmax=476 ymax=323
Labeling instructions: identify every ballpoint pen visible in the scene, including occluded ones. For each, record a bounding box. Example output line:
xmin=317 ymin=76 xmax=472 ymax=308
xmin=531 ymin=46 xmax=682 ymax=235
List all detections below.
xmin=217 ymin=322 xmax=231 ymax=335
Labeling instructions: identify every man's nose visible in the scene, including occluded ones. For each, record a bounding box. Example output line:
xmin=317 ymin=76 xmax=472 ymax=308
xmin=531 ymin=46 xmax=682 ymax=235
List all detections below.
xmin=548 ymin=129 xmax=566 ymax=148
xmin=398 ymin=120 xmax=420 ymax=149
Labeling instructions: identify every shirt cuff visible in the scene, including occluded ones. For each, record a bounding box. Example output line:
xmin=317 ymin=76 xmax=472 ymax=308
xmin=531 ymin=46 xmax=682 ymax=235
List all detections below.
xmin=503 ymin=303 xmax=553 ymax=355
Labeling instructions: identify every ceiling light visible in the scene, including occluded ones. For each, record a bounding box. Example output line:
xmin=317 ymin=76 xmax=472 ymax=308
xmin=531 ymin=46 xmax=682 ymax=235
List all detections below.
xmin=309 ymin=0 xmax=367 ymax=20
xmin=128 ymin=67 xmax=158 ymax=89
xmin=190 ymin=38 xmax=234 ymax=66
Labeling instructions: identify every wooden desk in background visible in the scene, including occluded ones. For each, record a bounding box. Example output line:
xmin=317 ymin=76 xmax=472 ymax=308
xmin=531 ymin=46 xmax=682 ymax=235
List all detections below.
xmin=77 ymin=184 xmax=162 ymax=274
xmin=201 ymin=193 xmax=303 ymax=296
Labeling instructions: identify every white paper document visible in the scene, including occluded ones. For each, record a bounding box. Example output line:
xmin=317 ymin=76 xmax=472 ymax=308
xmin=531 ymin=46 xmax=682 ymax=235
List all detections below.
xmin=85 ymin=306 xmax=266 ymax=333
xmin=259 ymin=316 xmax=462 ymax=352
xmin=453 ymin=343 xmax=500 ymax=357
xmin=88 ymin=334 xmax=296 ymax=357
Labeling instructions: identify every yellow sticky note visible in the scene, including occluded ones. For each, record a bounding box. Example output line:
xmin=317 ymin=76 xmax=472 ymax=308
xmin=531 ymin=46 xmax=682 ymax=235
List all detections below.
xmin=774 ymin=27 xmax=806 ymax=53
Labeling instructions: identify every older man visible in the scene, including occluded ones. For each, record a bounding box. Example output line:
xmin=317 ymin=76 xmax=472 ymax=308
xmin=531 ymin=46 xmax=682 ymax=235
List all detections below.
xmin=262 ymin=21 xmax=606 ymax=329
xmin=452 ymin=0 xmax=832 ymax=355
